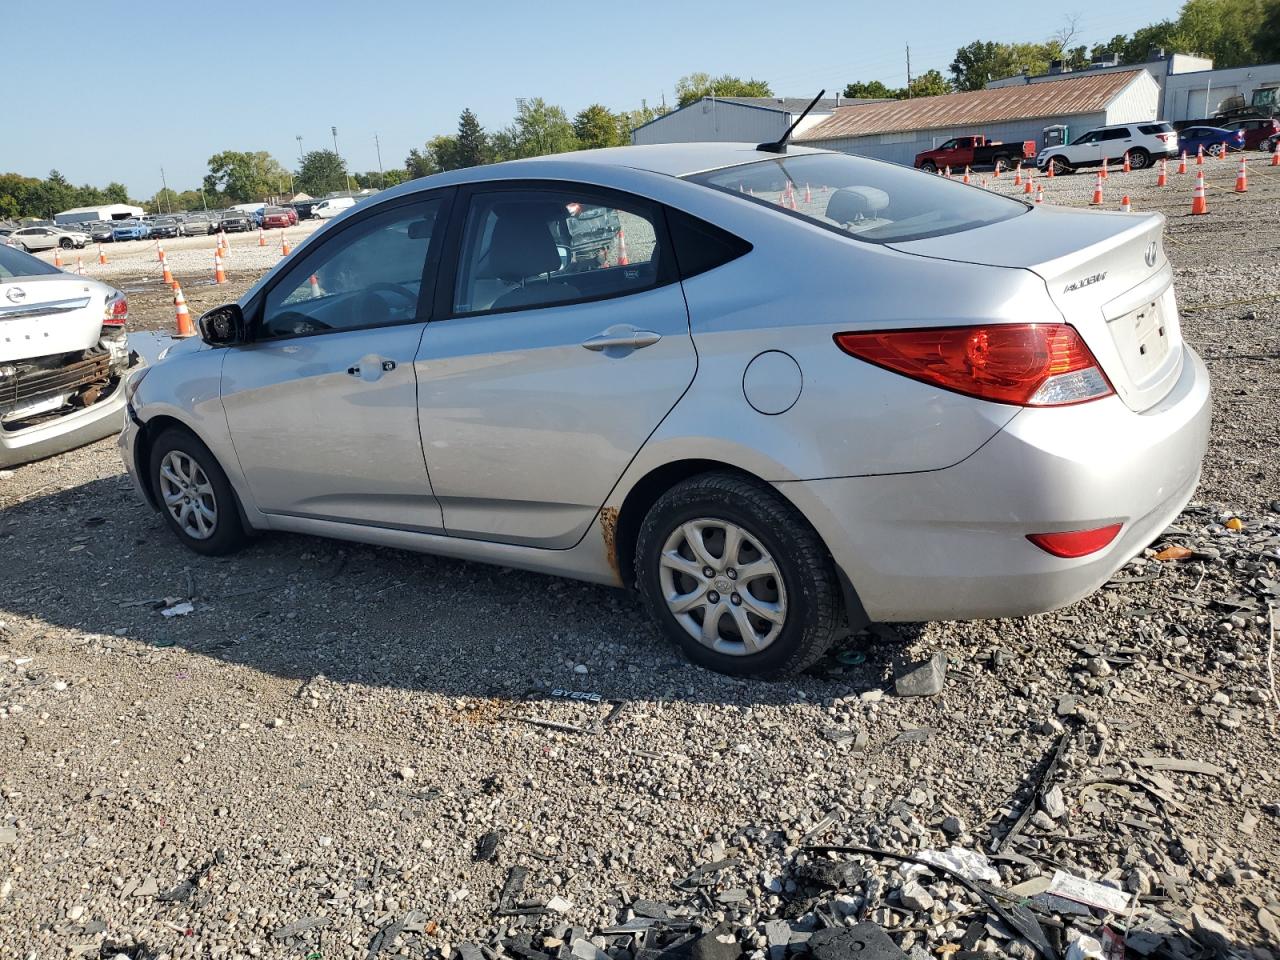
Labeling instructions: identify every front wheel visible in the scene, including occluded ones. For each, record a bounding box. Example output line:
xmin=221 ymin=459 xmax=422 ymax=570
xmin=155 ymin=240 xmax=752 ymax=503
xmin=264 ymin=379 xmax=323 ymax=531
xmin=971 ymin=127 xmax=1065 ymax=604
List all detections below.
xmin=149 ymin=428 xmax=250 ymax=556
xmin=1209 ymin=142 xmax=1227 ymax=157
xmin=1048 ymin=156 xmax=1073 ymax=175
xmin=59 ymin=237 xmax=74 ymax=249
xmin=635 ymin=473 xmax=843 ymax=677
xmin=919 ymin=161 xmax=937 ymax=174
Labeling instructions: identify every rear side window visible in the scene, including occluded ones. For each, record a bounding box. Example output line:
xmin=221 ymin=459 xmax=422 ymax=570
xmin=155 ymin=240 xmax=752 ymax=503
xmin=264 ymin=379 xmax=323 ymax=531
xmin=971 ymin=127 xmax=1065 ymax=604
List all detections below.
xmin=688 ymin=152 xmax=1026 ymax=244
xmin=665 ymin=208 xmax=752 ymax=279
xmin=1138 ymin=123 xmax=1174 ymax=135
xmin=1099 ymin=128 xmax=1130 ymax=140
xmin=0 ymin=244 xmax=61 ymax=279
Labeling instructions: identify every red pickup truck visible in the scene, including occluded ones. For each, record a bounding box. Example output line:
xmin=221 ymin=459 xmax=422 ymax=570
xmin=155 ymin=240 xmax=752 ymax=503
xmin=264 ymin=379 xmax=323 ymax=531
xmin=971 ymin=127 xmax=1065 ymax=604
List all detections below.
xmin=914 ymin=136 xmax=1036 ymax=173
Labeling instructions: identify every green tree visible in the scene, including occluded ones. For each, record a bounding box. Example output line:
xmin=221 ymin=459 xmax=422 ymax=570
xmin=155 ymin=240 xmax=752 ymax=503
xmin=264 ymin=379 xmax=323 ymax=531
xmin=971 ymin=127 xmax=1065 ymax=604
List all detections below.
xmin=203 ymin=150 xmax=290 ymax=202
xmin=1175 ymin=0 xmax=1271 ymax=67
xmin=454 ymin=108 xmax=491 ymax=167
xmin=296 ymin=149 xmax=349 ymax=195
xmin=104 ymin=182 xmax=130 ymax=204
xmin=0 ymin=173 xmax=40 ymax=220
xmin=497 ymin=98 xmax=578 ymax=159
xmin=615 ymin=103 xmax=668 ymax=141
xmin=1259 ymin=0 xmax=1280 ymax=60
xmin=573 ymin=104 xmax=624 ymax=149
xmin=405 ymin=146 xmax=438 ymax=179
xmin=27 ymin=170 xmax=76 ymax=219
xmin=843 ymin=80 xmax=902 ymax=99
xmin=147 ymin=188 xmax=181 ymax=214
xmin=675 ymin=73 xmax=773 ymax=108
xmin=176 ymin=190 xmax=207 ymax=212
xmin=949 ymin=40 xmax=1058 ymax=90
xmin=907 ymin=69 xmax=952 ymax=98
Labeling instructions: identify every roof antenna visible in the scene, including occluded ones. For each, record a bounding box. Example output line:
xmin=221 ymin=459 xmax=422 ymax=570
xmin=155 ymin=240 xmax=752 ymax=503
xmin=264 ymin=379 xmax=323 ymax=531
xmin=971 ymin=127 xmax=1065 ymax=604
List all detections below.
xmin=757 ymin=89 xmax=825 ymax=154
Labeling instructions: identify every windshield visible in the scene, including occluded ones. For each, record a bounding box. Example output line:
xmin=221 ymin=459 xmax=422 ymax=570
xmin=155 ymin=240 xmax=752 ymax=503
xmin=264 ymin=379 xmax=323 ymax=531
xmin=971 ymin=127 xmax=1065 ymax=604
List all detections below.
xmin=688 ymin=152 xmax=1027 ymax=244
xmin=0 ymin=244 xmax=61 ymax=279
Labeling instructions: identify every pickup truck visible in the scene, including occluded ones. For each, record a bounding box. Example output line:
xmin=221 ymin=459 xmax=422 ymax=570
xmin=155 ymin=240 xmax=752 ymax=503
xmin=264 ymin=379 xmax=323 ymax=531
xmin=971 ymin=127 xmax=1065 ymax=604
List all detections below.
xmin=913 ymin=136 xmax=1036 ymax=173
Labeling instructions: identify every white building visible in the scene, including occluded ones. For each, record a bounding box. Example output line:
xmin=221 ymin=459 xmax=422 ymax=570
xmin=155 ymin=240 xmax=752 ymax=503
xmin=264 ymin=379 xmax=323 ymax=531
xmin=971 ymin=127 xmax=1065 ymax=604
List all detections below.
xmin=54 ymin=203 xmax=144 ymax=226
xmin=797 ymin=70 xmax=1159 ymax=166
xmin=631 ymin=96 xmax=878 ymax=146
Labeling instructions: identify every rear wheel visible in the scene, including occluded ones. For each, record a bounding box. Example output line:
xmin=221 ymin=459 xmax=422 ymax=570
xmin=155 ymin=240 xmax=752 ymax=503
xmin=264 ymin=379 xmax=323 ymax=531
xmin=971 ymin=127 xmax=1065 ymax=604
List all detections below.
xmin=149 ymin=428 xmax=250 ymax=557
xmin=1128 ymin=148 xmax=1150 ymax=169
xmin=992 ymin=154 xmax=1010 ymax=173
xmin=635 ymin=472 xmax=842 ymax=677
xmin=1209 ymin=142 xmax=1227 ymax=157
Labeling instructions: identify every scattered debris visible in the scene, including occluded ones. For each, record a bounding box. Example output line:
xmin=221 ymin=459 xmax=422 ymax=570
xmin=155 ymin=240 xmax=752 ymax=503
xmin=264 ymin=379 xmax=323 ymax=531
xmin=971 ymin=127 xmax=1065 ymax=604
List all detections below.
xmin=894 ymin=652 xmax=947 ymax=697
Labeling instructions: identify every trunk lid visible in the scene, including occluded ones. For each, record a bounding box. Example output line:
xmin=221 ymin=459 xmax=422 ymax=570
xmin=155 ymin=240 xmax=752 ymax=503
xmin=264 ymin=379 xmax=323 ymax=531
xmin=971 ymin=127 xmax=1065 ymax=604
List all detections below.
xmin=888 ymin=206 xmax=1183 ymax=412
xmin=0 ymin=274 xmax=107 ymax=363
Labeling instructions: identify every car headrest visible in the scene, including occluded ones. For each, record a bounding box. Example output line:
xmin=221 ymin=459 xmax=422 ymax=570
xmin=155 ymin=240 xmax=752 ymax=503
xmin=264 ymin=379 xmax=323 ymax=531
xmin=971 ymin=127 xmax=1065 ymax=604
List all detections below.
xmin=487 ymin=205 xmax=563 ymax=282
xmin=825 ymin=186 xmax=890 ymax=225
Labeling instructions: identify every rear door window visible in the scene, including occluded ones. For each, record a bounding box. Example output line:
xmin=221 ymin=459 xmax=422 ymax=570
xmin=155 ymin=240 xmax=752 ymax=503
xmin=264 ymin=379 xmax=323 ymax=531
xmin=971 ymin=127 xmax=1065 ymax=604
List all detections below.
xmin=688 ymin=152 xmax=1027 ymax=244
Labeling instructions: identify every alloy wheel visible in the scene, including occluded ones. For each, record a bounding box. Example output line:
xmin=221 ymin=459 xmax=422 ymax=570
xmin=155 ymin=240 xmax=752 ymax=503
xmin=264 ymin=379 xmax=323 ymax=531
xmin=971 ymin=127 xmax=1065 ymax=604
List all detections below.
xmin=658 ymin=518 xmax=788 ymax=656
xmin=158 ymin=450 xmax=218 ymax=540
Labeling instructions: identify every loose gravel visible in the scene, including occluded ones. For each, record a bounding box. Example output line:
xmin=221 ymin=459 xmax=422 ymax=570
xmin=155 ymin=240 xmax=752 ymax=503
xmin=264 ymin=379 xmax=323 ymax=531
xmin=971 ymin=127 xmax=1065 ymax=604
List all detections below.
xmin=0 ymin=159 xmax=1277 ymax=959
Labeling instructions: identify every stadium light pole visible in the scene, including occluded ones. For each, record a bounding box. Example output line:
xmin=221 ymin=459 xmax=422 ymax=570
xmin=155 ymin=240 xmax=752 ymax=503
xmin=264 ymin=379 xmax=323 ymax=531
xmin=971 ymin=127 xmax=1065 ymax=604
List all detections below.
xmin=332 ymin=125 xmax=353 ymax=194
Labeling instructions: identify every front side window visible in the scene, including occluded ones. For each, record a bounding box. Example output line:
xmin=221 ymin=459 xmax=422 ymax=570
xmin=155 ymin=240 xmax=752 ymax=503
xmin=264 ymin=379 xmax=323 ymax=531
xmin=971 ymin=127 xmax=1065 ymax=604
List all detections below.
xmin=689 ymin=152 xmax=1027 ymax=244
xmin=453 ymin=188 xmax=663 ymax=315
xmin=1073 ymin=131 xmax=1100 ymax=144
xmin=259 ymin=198 xmax=442 ymax=340
xmin=0 ymin=244 xmax=60 ymax=279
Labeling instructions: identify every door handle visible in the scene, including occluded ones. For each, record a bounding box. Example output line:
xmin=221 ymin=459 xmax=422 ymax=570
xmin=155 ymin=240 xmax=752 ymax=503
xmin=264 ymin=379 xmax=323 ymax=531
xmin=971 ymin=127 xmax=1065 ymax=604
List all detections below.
xmin=347 ymin=365 xmax=361 ymax=376
xmin=581 ymin=329 xmax=661 ymax=352
xmin=347 ymin=359 xmax=396 ymax=377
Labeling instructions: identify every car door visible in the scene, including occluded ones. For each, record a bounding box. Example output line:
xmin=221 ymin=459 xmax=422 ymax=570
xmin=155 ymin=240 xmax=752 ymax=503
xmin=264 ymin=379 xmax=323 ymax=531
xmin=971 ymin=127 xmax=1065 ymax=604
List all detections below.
xmin=220 ymin=191 xmax=451 ymax=531
xmin=415 ymin=182 xmax=697 ymax=548
xmin=1068 ymin=131 xmax=1102 ymax=167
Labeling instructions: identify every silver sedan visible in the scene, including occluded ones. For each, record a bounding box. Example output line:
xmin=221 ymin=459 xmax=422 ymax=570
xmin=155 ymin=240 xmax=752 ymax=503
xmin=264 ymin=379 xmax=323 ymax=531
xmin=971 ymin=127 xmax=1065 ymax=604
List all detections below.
xmin=119 ymin=143 xmax=1211 ymax=676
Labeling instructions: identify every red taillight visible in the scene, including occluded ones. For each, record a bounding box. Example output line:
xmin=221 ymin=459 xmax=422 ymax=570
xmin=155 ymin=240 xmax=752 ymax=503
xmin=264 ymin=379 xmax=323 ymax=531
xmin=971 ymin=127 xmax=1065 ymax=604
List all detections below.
xmin=833 ymin=323 xmax=1113 ymax=407
xmin=103 ymin=291 xmax=128 ymax=327
xmin=1027 ymin=524 xmax=1123 ymax=558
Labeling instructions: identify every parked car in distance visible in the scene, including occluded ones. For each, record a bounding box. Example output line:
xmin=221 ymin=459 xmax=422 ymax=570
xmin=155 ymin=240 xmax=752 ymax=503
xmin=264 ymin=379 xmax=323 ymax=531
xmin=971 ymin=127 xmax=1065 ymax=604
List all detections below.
xmin=89 ymin=222 xmax=116 ymax=243
xmin=122 ymin=143 xmax=1211 ymax=678
xmin=150 ymin=216 xmax=183 ymax=239
xmin=111 ymin=220 xmax=151 ymax=242
xmin=180 ymin=213 xmax=214 ymax=236
xmin=1177 ymin=126 xmax=1246 ymax=157
xmin=312 ymin=196 xmax=356 ymax=219
xmin=1220 ymin=117 xmax=1278 ymax=152
xmin=0 ymin=243 xmax=141 ymax=466
xmin=216 ymin=211 xmax=252 ymax=233
xmin=286 ymin=200 xmax=318 ymax=220
xmin=914 ymin=135 xmax=1035 ymax=173
xmin=261 ymin=206 xmax=294 ymax=229
xmin=1036 ymin=122 xmax=1178 ymax=174
xmin=8 ymin=225 xmax=90 ymax=251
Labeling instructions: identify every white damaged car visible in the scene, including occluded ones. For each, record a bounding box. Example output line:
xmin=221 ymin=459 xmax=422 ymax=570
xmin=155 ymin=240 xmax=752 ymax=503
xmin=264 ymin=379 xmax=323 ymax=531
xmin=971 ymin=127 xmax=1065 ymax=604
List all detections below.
xmin=0 ymin=244 xmax=141 ymax=467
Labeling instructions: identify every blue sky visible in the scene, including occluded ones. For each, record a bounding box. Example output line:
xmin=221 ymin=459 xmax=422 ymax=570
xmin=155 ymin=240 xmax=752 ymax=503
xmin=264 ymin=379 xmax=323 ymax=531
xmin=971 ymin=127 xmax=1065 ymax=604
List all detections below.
xmin=7 ymin=0 xmax=1182 ymax=197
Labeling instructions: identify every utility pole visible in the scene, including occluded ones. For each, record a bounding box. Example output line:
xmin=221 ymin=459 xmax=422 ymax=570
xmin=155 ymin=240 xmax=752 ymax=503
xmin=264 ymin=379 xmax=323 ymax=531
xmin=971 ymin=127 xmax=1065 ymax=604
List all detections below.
xmin=159 ymin=166 xmax=170 ymax=213
xmin=332 ymin=125 xmax=353 ymax=194
xmin=374 ymin=133 xmax=385 ymax=189
xmin=296 ymin=135 xmax=304 ymax=162
xmin=906 ymin=44 xmax=913 ymax=97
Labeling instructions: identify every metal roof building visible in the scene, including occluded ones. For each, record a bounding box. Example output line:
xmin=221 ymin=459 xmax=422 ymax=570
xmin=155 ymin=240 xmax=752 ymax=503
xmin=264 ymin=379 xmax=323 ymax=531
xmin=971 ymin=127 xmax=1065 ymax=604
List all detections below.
xmin=797 ymin=70 xmax=1160 ymax=165
xmin=53 ymin=203 xmax=144 ymax=226
xmin=630 ymin=96 xmax=882 ymax=146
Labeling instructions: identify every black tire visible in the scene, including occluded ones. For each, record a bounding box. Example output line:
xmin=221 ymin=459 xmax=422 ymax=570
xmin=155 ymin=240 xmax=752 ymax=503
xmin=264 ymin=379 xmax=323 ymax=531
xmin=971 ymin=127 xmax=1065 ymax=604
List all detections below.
xmin=148 ymin=427 xmax=250 ymax=557
xmin=59 ymin=237 xmax=74 ymax=249
xmin=919 ymin=161 xmax=937 ymax=174
xmin=992 ymin=154 xmax=1009 ymax=172
xmin=19 ymin=244 xmax=30 ymax=252
xmin=634 ymin=472 xmax=843 ymax=677
xmin=1048 ymin=156 xmax=1073 ymax=176
xmin=1128 ymin=148 xmax=1150 ymax=169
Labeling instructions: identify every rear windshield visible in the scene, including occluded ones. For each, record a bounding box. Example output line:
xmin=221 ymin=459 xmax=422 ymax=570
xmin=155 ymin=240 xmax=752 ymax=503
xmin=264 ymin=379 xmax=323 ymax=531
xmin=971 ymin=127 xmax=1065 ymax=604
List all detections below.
xmin=687 ymin=152 xmax=1027 ymax=243
xmin=0 ymin=244 xmax=61 ymax=280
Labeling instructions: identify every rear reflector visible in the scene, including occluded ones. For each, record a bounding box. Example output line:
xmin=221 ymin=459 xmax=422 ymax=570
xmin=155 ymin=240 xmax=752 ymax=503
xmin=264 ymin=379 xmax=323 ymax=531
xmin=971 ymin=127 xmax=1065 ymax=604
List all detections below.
xmin=1027 ymin=524 xmax=1123 ymax=558
xmin=103 ymin=291 xmax=128 ymax=327
xmin=834 ymin=323 xmax=1113 ymax=406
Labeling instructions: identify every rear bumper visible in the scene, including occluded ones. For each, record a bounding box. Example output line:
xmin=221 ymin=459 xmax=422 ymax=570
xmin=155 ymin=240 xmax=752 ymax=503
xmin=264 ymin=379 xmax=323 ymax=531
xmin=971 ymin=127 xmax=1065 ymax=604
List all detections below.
xmin=0 ymin=377 xmax=128 ymax=468
xmin=779 ymin=345 xmax=1211 ymax=622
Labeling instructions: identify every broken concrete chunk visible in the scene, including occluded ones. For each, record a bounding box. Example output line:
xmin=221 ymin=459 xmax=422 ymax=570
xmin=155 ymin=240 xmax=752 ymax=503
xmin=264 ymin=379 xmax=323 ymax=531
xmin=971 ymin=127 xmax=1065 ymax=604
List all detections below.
xmin=894 ymin=653 xmax=947 ymax=698
xmin=897 ymin=880 xmax=934 ymax=912
xmin=690 ymin=923 xmax=741 ymax=960
xmin=1040 ymin=785 xmax=1066 ymax=820
xmin=808 ymin=924 xmax=908 ymax=960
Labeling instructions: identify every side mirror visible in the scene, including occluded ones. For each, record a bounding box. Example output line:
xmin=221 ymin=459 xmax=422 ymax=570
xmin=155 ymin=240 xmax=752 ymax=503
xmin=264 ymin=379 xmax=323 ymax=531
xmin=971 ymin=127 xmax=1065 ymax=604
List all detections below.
xmin=198 ymin=303 xmax=245 ymax=346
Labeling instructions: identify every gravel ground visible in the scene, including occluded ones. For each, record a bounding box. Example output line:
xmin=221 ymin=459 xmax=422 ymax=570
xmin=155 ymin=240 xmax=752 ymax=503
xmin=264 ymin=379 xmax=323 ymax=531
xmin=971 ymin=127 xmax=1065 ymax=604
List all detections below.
xmin=0 ymin=161 xmax=1277 ymax=960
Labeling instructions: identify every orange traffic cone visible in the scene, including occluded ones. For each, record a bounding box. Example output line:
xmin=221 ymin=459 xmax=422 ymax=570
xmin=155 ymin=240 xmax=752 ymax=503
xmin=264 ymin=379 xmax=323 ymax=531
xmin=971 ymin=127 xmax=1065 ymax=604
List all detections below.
xmin=1013 ymin=165 xmax=1022 ymax=186
xmin=75 ymin=256 xmax=85 ymax=276
xmin=174 ymin=285 xmax=195 ymax=337
xmin=1023 ymin=172 xmax=1034 ymax=194
xmin=1122 ymin=152 xmax=1131 ymax=174
xmin=281 ymin=234 xmax=291 ymax=257
xmin=1196 ymin=144 xmax=1204 ymax=165
xmin=1035 ymin=184 xmax=1044 ymax=204
xmin=1272 ymin=149 xmax=1280 ymax=167
xmin=157 ymin=243 xmax=165 ymax=263
xmin=1090 ymin=172 xmax=1104 ymax=205
xmin=1046 ymin=161 xmax=1055 ymax=178
xmin=97 ymin=244 xmax=108 ymax=265
xmin=53 ymin=246 xmax=62 ymax=268
xmin=1178 ymin=151 xmax=1187 ymax=174
xmin=1235 ymin=157 xmax=1248 ymax=193
xmin=1157 ymin=159 xmax=1167 ymax=187
xmin=1101 ymin=157 xmax=1109 ymax=180
xmin=617 ymin=229 xmax=630 ymax=266
xmin=162 ymin=259 xmax=174 ymax=287
xmin=804 ymin=183 xmax=812 ymax=203
xmin=309 ymin=274 xmax=322 ymax=298
xmin=1120 ymin=195 xmax=1131 ymax=213
xmin=214 ymin=251 xmax=227 ymax=284
xmin=258 ymin=227 xmax=266 ymax=247
xmin=1191 ymin=170 xmax=1208 ymax=215
xmin=962 ymin=166 xmax=970 ymax=184
xmin=944 ymin=165 xmax=951 ymax=178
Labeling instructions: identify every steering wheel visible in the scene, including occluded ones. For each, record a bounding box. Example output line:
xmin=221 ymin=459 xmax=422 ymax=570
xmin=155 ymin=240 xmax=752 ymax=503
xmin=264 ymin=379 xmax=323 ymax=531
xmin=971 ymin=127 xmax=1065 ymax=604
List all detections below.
xmin=366 ymin=282 xmax=417 ymax=305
